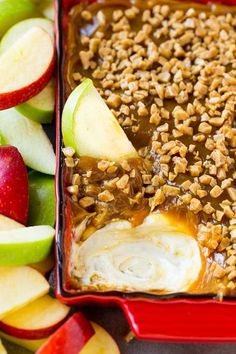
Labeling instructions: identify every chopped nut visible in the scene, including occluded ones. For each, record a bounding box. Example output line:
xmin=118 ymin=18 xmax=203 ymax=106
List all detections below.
xmin=116 ymin=174 xmax=129 ymax=189
xmin=189 ymin=198 xmax=202 ymax=213
xmin=213 ymin=264 xmax=226 ymax=278
xmin=97 ymin=160 xmax=110 ymax=172
xmin=210 ymin=185 xmax=223 ymax=198
xmin=62 ymin=146 xmax=75 ymax=157
xmin=98 ymin=190 xmax=114 ymax=202
xmin=79 ymin=196 xmax=95 ymax=208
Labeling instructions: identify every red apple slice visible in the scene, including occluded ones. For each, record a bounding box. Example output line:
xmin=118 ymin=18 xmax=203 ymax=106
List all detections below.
xmin=0 ymin=26 xmax=55 ymax=110
xmin=0 ymin=295 xmax=70 ymax=340
xmin=36 ymin=312 xmax=94 ymax=354
xmin=0 ymin=146 xmax=29 ymax=225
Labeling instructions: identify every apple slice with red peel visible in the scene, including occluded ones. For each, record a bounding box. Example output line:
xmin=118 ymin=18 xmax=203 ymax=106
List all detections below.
xmin=0 ymin=295 xmax=70 ymax=340
xmin=0 ymin=266 xmax=49 ymax=319
xmin=36 ymin=312 xmax=94 ymax=354
xmin=0 ymin=26 xmax=55 ymax=110
xmin=0 ymin=146 xmax=29 ymax=225
xmin=80 ymin=322 xmax=120 ymax=354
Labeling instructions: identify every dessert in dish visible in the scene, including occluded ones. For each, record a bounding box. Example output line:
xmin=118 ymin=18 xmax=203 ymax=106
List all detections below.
xmin=62 ymin=0 xmax=236 ymax=296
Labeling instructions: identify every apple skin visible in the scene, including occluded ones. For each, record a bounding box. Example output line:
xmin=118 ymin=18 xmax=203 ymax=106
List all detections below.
xmin=28 ymin=171 xmax=55 ymax=227
xmin=0 ymin=54 xmax=55 ymax=111
xmin=0 ymin=109 xmax=56 ymax=175
xmin=0 ymin=295 xmax=70 ymax=340
xmin=62 ymin=78 xmax=138 ymax=162
xmin=0 ymin=0 xmax=38 ymax=37
xmin=0 ymin=27 xmax=55 ymax=110
xmin=0 ymin=225 xmax=55 ymax=266
xmin=0 ymin=146 xmax=29 ymax=225
xmin=16 ymin=79 xmax=55 ymax=124
xmin=36 ymin=312 xmax=95 ymax=354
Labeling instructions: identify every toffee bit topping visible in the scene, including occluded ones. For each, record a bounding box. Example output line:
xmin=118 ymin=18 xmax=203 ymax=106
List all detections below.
xmin=66 ymin=0 xmax=236 ymax=292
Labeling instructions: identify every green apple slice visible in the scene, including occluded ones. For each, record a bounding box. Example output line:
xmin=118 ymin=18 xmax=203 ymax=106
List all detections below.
xmin=0 ymin=17 xmax=54 ymax=53
xmin=40 ymin=0 xmax=54 ymax=21
xmin=0 ymin=108 xmax=56 ymax=175
xmin=0 ymin=266 xmax=49 ymax=319
xmin=0 ymin=225 xmax=54 ymax=266
xmin=0 ymin=0 xmax=38 ymax=38
xmin=62 ymin=78 xmax=138 ymax=162
xmin=28 ymin=171 xmax=55 ymax=227
xmin=16 ymin=79 xmax=55 ymax=124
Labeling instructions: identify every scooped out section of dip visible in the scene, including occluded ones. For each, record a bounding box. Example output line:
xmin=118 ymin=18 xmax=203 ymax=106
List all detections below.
xmin=70 ymin=213 xmax=202 ymax=294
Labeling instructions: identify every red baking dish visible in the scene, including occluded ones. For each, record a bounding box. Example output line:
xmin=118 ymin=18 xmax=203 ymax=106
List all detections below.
xmin=54 ymin=0 xmax=236 ymax=342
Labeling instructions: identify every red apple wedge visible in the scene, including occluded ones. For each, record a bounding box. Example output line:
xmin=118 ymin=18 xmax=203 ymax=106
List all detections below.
xmin=0 ymin=295 xmax=70 ymax=340
xmin=0 ymin=26 xmax=55 ymax=110
xmin=36 ymin=312 xmax=94 ymax=354
xmin=0 ymin=146 xmax=29 ymax=225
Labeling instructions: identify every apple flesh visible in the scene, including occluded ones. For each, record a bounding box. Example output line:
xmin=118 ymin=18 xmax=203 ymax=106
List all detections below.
xmin=0 ymin=332 xmax=48 ymax=352
xmin=80 ymin=322 xmax=120 ymax=354
xmin=0 ymin=225 xmax=54 ymax=266
xmin=0 ymin=26 xmax=55 ymax=110
xmin=0 ymin=109 xmax=56 ymax=175
xmin=28 ymin=171 xmax=55 ymax=227
xmin=40 ymin=1 xmax=54 ymax=21
xmin=0 ymin=295 xmax=70 ymax=340
xmin=30 ymin=254 xmax=54 ymax=276
xmin=62 ymin=78 xmax=138 ymax=162
xmin=0 ymin=18 xmax=54 ymax=53
xmin=0 ymin=215 xmax=23 ymax=231
xmin=16 ymin=79 xmax=55 ymax=124
xmin=36 ymin=312 xmax=94 ymax=354
xmin=0 ymin=266 xmax=49 ymax=319
xmin=0 ymin=146 xmax=29 ymax=225
xmin=0 ymin=340 xmax=7 ymax=354
xmin=0 ymin=0 xmax=37 ymax=37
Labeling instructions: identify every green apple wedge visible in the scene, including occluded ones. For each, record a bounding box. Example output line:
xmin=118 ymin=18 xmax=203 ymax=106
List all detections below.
xmin=0 ymin=0 xmax=38 ymax=38
xmin=16 ymin=79 xmax=55 ymax=124
xmin=0 ymin=109 xmax=56 ymax=175
xmin=0 ymin=225 xmax=54 ymax=266
xmin=28 ymin=171 xmax=55 ymax=227
xmin=62 ymin=78 xmax=138 ymax=162
xmin=0 ymin=17 xmax=54 ymax=53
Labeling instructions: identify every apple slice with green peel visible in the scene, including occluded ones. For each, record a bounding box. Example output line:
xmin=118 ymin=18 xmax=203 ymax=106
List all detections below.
xmin=0 ymin=332 xmax=47 ymax=352
xmin=0 ymin=266 xmax=49 ymax=319
xmin=39 ymin=0 xmax=54 ymax=21
xmin=0 ymin=340 xmax=7 ymax=354
xmin=0 ymin=18 xmax=54 ymax=53
xmin=0 ymin=225 xmax=54 ymax=266
xmin=0 ymin=215 xmax=23 ymax=231
xmin=62 ymin=79 xmax=138 ymax=162
xmin=0 ymin=295 xmax=70 ymax=340
xmin=16 ymin=79 xmax=55 ymax=124
xmin=0 ymin=26 xmax=55 ymax=110
xmin=28 ymin=171 xmax=55 ymax=227
xmin=0 ymin=0 xmax=38 ymax=38
xmin=30 ymin=254 xmax=54 ymax=276
xmin=80 ymin=322 xmax=120 ymax=354
xmin=0 ymin=109 xmax=56 ymax=175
